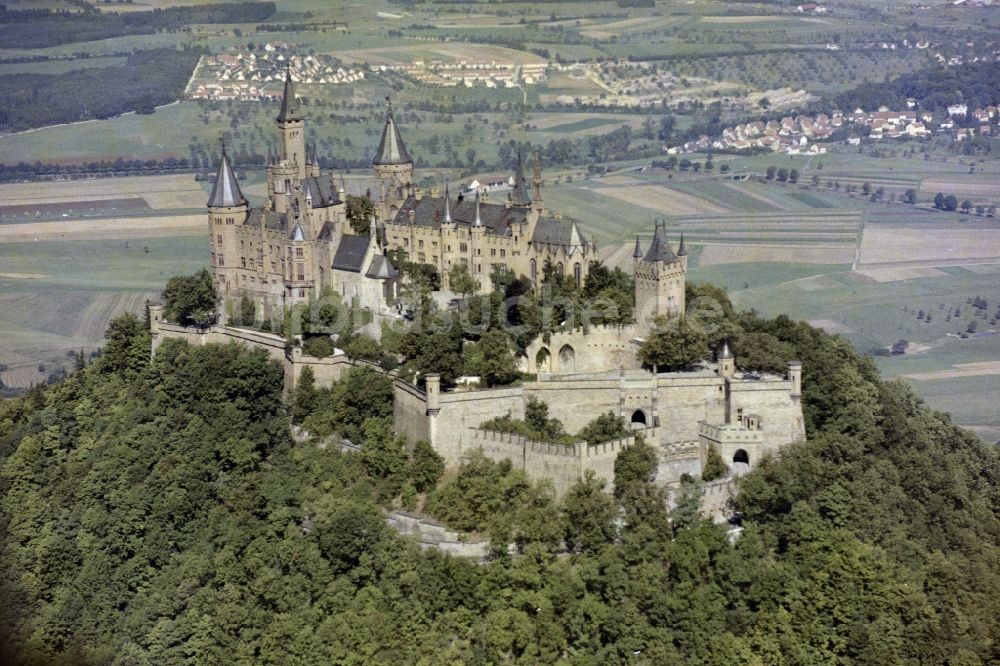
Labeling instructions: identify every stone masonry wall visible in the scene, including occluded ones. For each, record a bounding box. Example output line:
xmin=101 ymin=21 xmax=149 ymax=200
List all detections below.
xmin=467 ymin=427 xmax=659 ymax=497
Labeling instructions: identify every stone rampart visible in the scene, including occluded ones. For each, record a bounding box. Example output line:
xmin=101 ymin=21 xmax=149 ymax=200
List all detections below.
xmin=467 ymin=426 xmax=659 ymax=497
xmin=393 ymin=379 xmax=430 ymax=444
xmin=385 ymin=511 xmax=491 ymax=560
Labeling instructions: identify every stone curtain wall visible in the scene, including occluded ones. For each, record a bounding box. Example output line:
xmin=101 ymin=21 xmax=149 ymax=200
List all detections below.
xmin=392 ymin=379 xmax=431 ymax=444
xmin=432 ymin=386 xmax=526 ymax=465
xmin=467 ymin=426 xmax=660 ymax=497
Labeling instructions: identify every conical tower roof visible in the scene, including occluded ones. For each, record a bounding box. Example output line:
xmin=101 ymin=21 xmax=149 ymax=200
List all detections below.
xmin=276 ymin=67 xmax=301 ymax=123
xmin=473 ymin=189 xmax=483 ymax=227
xmin=632 ymin=234 xmax=643 ymax=259
xmin=510 ymin=151 xmax=531 ymax=207
xmin=373 ymin=99 xmax=412 ymax=165
xmin=443 ymin=184 xmax=453 ymax=223
xmin=207 ymin=145 xmax=246 ymax=208
xmin=677 ymin=232 xmax=687 ymax=256
xmin=643 ymin=220 xmax=677 ymax=263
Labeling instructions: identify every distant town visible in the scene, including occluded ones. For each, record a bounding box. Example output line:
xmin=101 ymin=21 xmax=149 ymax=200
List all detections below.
xmin=672 ymin=104 xmax=999 ymax=156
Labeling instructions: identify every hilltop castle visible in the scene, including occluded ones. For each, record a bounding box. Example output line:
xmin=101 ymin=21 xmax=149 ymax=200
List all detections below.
xmin=207 ymin=70 xmax=599 ymax=324
xmin=196 ymin=75 xmax=806 ymax=508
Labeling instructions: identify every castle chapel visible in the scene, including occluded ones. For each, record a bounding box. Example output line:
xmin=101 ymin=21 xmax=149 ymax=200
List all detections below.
xmin=207 ymin=69 xmax=602 ymax=321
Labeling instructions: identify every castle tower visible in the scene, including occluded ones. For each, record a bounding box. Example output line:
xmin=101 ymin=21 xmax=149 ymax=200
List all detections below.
xmin=207 ymin=145 xmax=248 ymax=317
xmin=633 ymin=220 xmax=687 ymax=328
xmin=510 ymin=151 xmax=532 ymax=207
xmin=276 ymin=68 xmax=306 ymax=180
xmin=531 ymin=150 xmax=544 ymax=213
xmin=470 ymin=189 xmax=486 ymax=284
xmin=718 ymin=340 xmax=735 ymax=379
xmin=373 ymin=99 xmax=413 ymax=221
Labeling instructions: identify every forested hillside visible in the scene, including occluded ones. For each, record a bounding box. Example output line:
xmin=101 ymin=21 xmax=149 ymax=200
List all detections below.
xmin=830 ymin=61 xmax=1000 ymax=115
xmin=1 ymin=308 xmax=1000 ymax=664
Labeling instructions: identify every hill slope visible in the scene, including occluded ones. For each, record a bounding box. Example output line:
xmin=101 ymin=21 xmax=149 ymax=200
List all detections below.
xmin=1 ymin=312 xmax=999 ymax=664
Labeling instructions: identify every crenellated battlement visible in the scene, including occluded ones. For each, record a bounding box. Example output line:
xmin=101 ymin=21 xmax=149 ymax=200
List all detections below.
xmin=467 ymin=426 xmax=660 ymax=496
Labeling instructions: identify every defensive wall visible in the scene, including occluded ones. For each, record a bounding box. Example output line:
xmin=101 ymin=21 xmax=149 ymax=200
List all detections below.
xmin=525 ymin=325 xmax=642 ymax=375
xmin=149 ymin=303 xmax=372 ymax=394
xmin=467 ymin=426 xmax=660 ymax=497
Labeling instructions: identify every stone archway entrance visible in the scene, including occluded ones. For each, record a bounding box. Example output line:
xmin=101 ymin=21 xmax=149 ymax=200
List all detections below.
xmin=558 ymin=344 xmax=576 ymax=373
xmin=732 ymin=449 xmax=750 ymax=476
xmin=630 ymin=409 xmax=647 ymax=427
xmin=535 ymin=347 xmax=551 ymax=373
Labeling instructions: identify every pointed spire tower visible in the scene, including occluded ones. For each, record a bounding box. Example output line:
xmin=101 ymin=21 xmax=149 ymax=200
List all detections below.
xmin=531 ymin=150 xmax=544 ymax=212
xmin=473 ymin=189 xmax=483 ymax=227
xmin=373 ymin=97 xmax=414 ymax=222
xmin=443 ymin=184 xmax=453 ymax=224
xmin=208 ymin=143 xmax=246 ymax=209
xmin=510 ymin=151 xmax=531 ymax=207
xmin=276 ymin=65 xmax=306 ymax=179
xmin=633 ymin=219 xmax=687 ymax=329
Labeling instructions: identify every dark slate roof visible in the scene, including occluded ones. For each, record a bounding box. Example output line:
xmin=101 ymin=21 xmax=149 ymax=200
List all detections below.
xmin=341 ymin=177 xmax=380 ymax=200
xmin=332 ymin=235 xmax=370 ymax=272
xmin=303 ymin=176 xmax=341 ymax=208
xmin=644 ymin=222 xmax=677 ymax=263
xmin=632 ymin=234 xmax=643 ymax=258
xmin=366 ymin=254 xmax=398 ymax=279
xmin=677 ymin=232 xmax=687 ymax=256
xmin=510 ymin=152 xmax=532 ymax=207
xmin=373 ymin=104 xmax=412 ymax=165
xmin=276 ymin=69 xmax=301 ymax=123
xmin=317 ymin=220 xmax=334 ymax=241
xmin=390 ymin=195 xmax=529 ymax=237
xmin=531 ymin=216 xmax=580 ymax=247
xmin=246 ymin=208 xmax=286 ymax=231
xmin=207 ymin=149 xmax=246 ymax=208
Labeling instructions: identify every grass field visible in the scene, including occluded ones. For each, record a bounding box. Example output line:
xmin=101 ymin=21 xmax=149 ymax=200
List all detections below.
xmin=0 ymin=234 xmax=205 ymax=388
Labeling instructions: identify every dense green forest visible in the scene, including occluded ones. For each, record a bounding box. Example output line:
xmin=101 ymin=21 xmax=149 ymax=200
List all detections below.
xmin=0 ymin=49 xmax=200 ymax=132
xmin=830 ymin=61 xmax=1000 ymax=116
xmin=2 ymin=298 xmax=1000 ymax=663
xmin=0 ymin=3 xmax=276 ymax=49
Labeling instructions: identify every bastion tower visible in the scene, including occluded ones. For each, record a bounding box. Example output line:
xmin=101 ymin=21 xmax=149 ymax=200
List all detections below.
xmin=632 ymin=220 xmax=688 ymax=328
xmin=372 ymin=100 xmax=414 ymax=222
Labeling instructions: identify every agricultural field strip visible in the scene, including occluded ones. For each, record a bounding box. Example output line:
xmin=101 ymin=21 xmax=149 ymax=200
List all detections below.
xmin=0 ymin=215 xmax=204 ymax=242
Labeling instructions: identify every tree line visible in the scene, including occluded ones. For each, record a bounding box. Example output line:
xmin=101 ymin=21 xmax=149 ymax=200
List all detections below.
xmin=0 ymin=48 xmax=200 ymax=133
xmin=0 ymin=2 xmax=275 ymax=48
xmin=3 ymin=279 xmax=1000 ymax=662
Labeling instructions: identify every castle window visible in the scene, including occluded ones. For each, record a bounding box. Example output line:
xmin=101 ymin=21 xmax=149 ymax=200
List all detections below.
xmin=477 ymin=249 xmax=481 ymax=256
xmin=573 ymin=262 xmax=582 ymax=286
xmin=241 ymin=257 xmax=247 ymax=268
xmin=530 ymin=259 xmax=537 ymax=279
xmin=418 ymin=240 xmax=424 ymax=249
xmin=460 ymin=243 xmax=468 ymax=253
xmin=500 ymin=249 xmax=505 ymax=258
xmin=216 ymin=234 xmax=222 ymax=245
xmin=299 ymin=289 xmax=305 ymax=298
xmin=490 ymin=249 xmax=496 ymax=257
xmin=296 ymin=247 xmax=304 ymax=257
xmin=418 ymin=252 xmax=426 ymax=262
xmin=403 ymin=238 xmax=409 ymax=247
xmin=218 ymin=255 xmax=224 ymax=266
xmin=558 ymin=344 xmax=576 ymax=373
xmin=271 ymin=262 xmax=277 ymax=272
xmin=240 ymin=240 xmax=244 ymax=248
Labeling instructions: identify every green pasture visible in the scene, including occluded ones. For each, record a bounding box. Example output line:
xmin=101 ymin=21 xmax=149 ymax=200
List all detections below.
xmin=0 ymin=56 xmax=128 ymax=76
xmin=0 ymin=235 xmax=206 ymax=292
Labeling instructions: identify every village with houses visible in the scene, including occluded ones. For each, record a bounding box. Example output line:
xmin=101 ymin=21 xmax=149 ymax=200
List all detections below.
xmin=369 ymin=59 xmax=548 ymax=89
xmin=671 ymin=103 xmax=999 ymax=156
xmin=185 ymin=43 xmax=365 ymax=102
